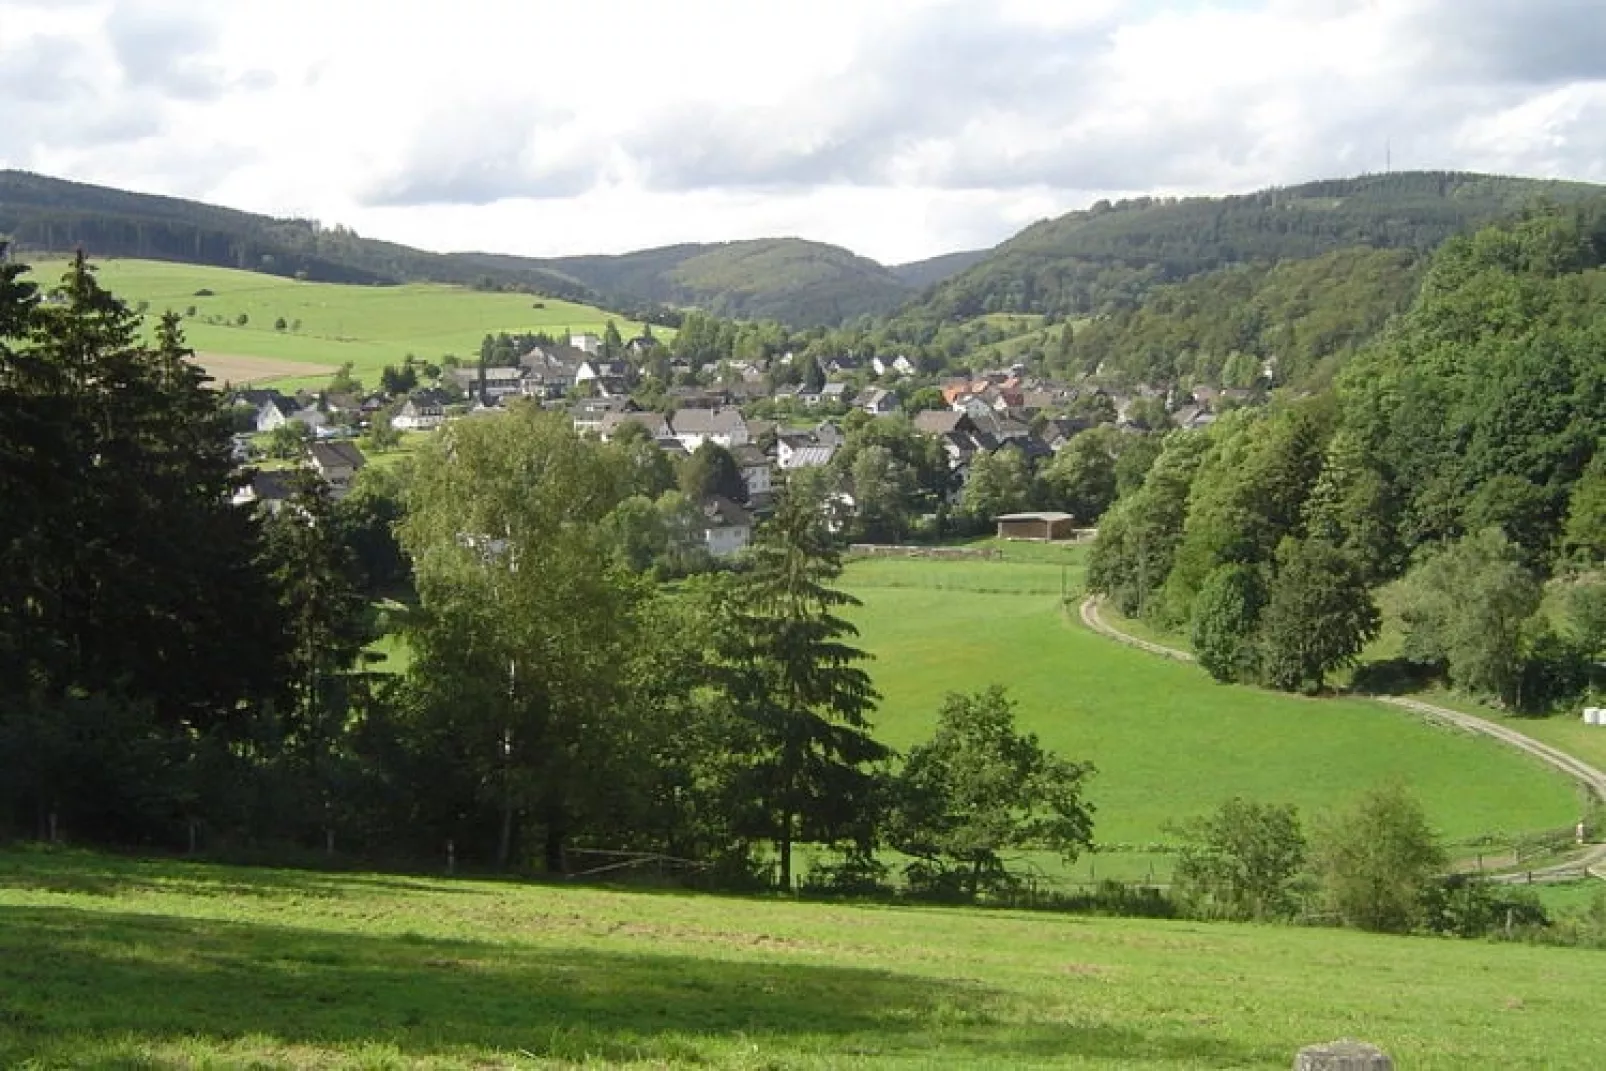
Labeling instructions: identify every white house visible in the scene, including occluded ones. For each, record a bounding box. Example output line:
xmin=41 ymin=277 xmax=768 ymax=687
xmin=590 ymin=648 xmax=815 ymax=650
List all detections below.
xmin=308 ymin=441 xmax=366 ymax=498
xmin=255 ymin=397 xmax=302 ymax=432
xmin=569 ymin=331 xmax=603 ymax=355
xmin=871 ymin=354 xmax=917 ymax=378
xmin=391 ymin=393 xmax=445 ymax=431
xmin=861 ymin=387 xmax=899 ymax=415
xmin=700 ymin=496 xmax=753 ymax=557
xmin=670 ymin=407 xmax=749 ymax=450
xmin=731 ymin=444 xmax=773 ymax=502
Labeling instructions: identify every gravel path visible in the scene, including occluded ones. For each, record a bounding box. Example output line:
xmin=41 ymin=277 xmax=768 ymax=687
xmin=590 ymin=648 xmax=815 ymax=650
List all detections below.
xmin=1077 ymin=595 xmax=1606 ymax=883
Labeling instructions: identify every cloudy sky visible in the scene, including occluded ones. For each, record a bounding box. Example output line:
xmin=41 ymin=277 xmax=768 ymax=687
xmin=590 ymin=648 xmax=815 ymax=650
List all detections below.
xmin=3 ymin=0 xmax=1605 ymax=264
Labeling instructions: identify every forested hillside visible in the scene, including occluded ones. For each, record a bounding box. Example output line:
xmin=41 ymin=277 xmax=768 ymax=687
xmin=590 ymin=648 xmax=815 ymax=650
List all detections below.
xmin=1 ymin=172 xmax=989 ymax=329
xmin=513 ymin=238 xmax=917 ymax=326
xmin=0 ymin=171 xmax=596 ymax=301
xmin=1088 ymin=201 xmax=1606 ymax=707
xmin=1060 ymin=247 xmax=1424 ymax=388
xmin=888 ymin=248 xmax=990 ymax=289
xmin=911 ymin=172 xmax=1604 ymax=322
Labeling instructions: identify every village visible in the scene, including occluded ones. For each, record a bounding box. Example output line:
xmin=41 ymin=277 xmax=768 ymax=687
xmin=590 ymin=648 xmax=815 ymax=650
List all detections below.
xmin=228 ymin=326 xmax=1256 ymax=556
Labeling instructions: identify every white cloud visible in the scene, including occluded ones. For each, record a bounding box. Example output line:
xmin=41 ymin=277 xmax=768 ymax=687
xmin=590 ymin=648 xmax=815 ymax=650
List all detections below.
xmin=0 ymin=0 xmax=1603 ymax=263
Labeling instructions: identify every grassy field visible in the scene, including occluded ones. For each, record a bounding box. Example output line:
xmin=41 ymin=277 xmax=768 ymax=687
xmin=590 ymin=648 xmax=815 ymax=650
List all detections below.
xmin=23 ymin=258 xmax=666 ymax=390
xmin=839 ymin=550 xmax=1582 ymax=865
xmin=2 ymin=846 xmax=1604 ymax=1069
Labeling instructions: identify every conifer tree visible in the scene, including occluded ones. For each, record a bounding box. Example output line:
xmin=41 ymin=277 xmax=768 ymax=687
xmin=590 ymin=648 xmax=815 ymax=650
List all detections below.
xmin=724 ymin=484 xmax=887 ymax=889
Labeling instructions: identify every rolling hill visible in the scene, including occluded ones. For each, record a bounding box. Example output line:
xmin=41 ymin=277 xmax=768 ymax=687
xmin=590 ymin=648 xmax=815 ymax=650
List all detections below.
xmin=494 ymin=237 xmax=921 ymax=326
xmin=20 ymin=257 xmax=664 ymax=389
xmin=907 ymin=172 xmax=1606 ymax=324
xmin=0 ymin=170 xmax=597 ymax=303
xmin=0 ymin=171 xmax=982 ymax=329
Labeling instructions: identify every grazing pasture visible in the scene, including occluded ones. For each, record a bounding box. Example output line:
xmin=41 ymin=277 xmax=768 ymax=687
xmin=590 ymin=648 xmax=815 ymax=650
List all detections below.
xmin=23 ymin=258 xmax=665 ymax=388
xmin=2 ymin=847 xmax=1603 ymax=1069
xmin=839 ymin=547 xmax=1581 ymax=866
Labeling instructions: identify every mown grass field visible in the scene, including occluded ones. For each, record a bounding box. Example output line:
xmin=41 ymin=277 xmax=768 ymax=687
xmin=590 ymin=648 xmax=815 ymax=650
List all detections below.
xmin=23 ymin=258 xmax=665 ymax=390
xmin=2 ymin=847 xmax=1603 ymax=1069
xmin=839 ymin=547 xmax=1582 ymax=869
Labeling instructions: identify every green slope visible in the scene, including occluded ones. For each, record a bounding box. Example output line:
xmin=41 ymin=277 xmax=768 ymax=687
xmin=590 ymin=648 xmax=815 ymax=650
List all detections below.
xmin=840 ymin=551 xmax=1579 ymax=851
xmin=4 ymin=846 xmax=1604 ymax=1068
xmin=21 ymin=257 xmax=665 ymax=388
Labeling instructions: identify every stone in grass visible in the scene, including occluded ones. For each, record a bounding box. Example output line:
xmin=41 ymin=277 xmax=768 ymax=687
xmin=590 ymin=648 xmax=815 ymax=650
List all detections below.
xmin=1293 ymin=1039 xmax=1393 ymax=1070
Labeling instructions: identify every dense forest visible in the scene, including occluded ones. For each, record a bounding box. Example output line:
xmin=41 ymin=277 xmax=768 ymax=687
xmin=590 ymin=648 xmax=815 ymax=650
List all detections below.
xmin=1058 ymin=246 xmax=1424 ymax=389
xmin=1089 ymin=202 xmax=1606 ymax=706
xmin=905 ymin=172 xmax=1605 ymax=323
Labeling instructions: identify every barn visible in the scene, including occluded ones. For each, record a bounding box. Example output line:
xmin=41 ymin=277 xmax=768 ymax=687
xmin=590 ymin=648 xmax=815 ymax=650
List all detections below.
xmin=994 ymin=511 xmax=1077 ymax=541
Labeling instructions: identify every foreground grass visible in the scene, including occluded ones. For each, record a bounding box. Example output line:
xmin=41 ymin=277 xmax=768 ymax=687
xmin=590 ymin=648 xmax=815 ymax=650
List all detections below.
xmin=2 ymin=847 xmax=1602 ymax=1069
xmin=840 ymin=556 xmax=1581 ymax=857
xmin=24 ymin=258 xmax=665 ymax=388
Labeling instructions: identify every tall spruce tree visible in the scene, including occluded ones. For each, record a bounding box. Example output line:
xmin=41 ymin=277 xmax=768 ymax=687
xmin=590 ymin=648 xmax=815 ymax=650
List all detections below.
xmin=724 ymin=484 xmax=888 ymax=889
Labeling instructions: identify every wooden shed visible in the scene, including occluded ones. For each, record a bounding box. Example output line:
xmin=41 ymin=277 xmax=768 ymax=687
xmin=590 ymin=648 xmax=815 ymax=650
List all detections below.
xmin=994 ymin=511 xmax=1077 ymax=541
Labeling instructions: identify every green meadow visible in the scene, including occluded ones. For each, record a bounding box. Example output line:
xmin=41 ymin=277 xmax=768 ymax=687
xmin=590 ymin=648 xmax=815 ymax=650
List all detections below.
xmin=2 ymin=846 xmax=1604 ymax=1069
xmin=23 ymin=258 xmax=666 ymax=389
xmin=839 ymin=547 xmax=1582 ymax=865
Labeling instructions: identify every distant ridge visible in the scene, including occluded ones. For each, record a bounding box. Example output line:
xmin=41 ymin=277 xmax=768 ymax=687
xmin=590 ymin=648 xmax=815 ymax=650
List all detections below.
xmin=0 ymin=169 xmax=597 ymax=302
xmin=0 ymin=171 xmax=985 ymax=327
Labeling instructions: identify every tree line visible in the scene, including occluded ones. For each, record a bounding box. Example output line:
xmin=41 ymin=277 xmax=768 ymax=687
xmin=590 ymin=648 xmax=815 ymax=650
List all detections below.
xmin=1089 ymin=203 xmax=1606 ymax=706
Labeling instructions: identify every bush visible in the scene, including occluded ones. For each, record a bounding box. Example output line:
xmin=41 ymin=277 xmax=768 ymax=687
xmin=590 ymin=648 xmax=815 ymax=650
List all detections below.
xmin=1311 ymin=783 xmax=1446 ymax=933
xmin=1171 ymin=797 xmax=1306 ymax=920
xmin=1420 ymin=874 xmax=1547 ymax=938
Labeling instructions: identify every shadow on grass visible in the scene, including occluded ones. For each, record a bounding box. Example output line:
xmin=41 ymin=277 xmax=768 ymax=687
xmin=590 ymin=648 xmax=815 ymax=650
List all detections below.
xmin=0 ymin=845 xmax=478 ymax=903
xmin=0 ymin=903 xmax=1267 ymax=1067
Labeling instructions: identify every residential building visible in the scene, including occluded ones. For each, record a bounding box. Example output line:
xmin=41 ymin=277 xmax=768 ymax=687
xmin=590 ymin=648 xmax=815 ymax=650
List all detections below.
xmin=598 ymin=410 xmax=671 ymax=441
xmin=308 ymin=441 xmax=366 ymax=497
xmin=391 ymin=391 xmax=448 ymax=431
xmin=670 ymin=407 xmax=749 ymax=450
xmin=730 ymin=443 xmax=774 ymax=503
xmin=861 ymin=387 xmax=899 ymax=415
xmin=700 ymin=496 xmax=753 ymax=557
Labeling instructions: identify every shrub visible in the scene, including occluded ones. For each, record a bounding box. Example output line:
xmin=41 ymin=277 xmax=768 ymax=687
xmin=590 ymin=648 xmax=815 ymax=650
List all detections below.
xmin=1311 ymin=783 xmax=1445 ymax=933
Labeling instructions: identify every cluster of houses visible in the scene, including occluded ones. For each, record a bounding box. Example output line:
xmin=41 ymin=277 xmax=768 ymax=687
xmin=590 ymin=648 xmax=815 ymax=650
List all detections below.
xmin=227 ymin=333 xmax=1253 ymax=559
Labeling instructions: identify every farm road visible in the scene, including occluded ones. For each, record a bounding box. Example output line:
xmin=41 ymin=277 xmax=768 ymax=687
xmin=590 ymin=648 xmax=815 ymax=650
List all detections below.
xmin=1077 ymin=595 xmax=1606 ymax=883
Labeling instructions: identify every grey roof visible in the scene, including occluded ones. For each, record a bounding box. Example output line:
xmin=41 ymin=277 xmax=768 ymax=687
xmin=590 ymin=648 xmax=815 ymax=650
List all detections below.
xmin=779 ymin=444 xmax=836 ymax=469
xmin=701 ymin=495 xmax=753 ymax=530
xmin=730 ymin=443 xmax=770 ymax=467
xmin=599 ymin=410 xmax=670 ymax=437
xmin=914 ymin=410 xmax=967 ymax=435
xmin=671 ymin=407 xmax=746 ymax=435
xmin=996 ymin=512 xmax=1076 ymax=522
xmin=309 ymin=441 xmax=366 ymax=471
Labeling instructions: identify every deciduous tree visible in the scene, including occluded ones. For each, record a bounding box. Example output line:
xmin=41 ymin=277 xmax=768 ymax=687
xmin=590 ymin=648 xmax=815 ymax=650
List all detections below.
xmin=888 ymin=685 xmax=1094 ymax=901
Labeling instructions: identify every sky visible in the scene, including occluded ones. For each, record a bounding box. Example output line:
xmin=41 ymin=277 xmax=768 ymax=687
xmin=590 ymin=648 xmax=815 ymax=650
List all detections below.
xmin=3 ymin=0 xmax=1605 ymax=265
